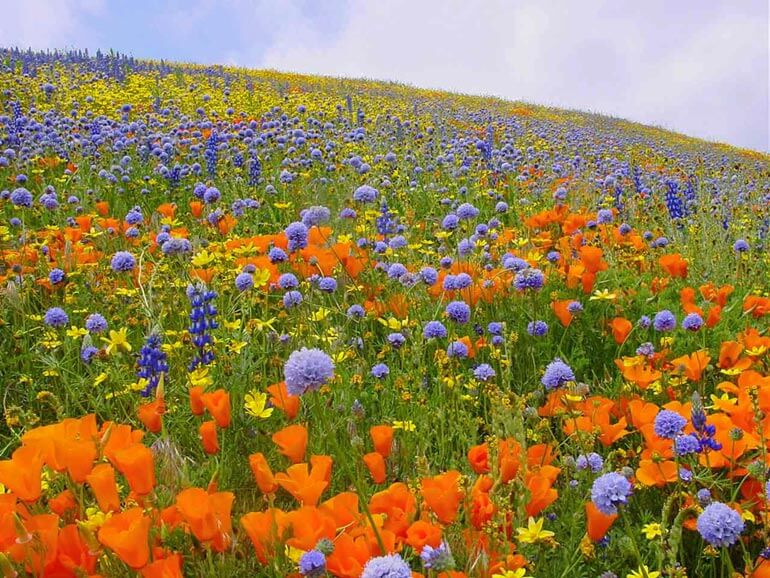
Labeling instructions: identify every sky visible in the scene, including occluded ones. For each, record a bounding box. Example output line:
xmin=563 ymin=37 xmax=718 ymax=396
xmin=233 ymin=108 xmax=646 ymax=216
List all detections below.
xmin=1 ymin=0 xmax=768 ymax=151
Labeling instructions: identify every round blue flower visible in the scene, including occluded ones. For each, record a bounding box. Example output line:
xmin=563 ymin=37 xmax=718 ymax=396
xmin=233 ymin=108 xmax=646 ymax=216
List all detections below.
xmin=597 ymin=209 xmax=613 ymax=224
xmin=347 ymin=304 xmax=365 ymax=318
xmin=513 ymin=268 xmax=544 ymax=291
xmin=44 ymin=307 xmax=69 ymax=328
xmin=235 ymin=272 xmax=254 ymax=292
xmin=487 ymin=321 xmax=504 ymax=335
xmin=278 ymin=273 xmax=299 ymax=289
xmin=445 ymin=301 xmax=471 ymax=324
xmin=696 ymin=502 xmax=744 ymax=547
xmin=527 ymin=320 xmax=549 ymax=336
xmin=10 ymin=187 xmax=32 ymax=207
xmin=48 ymin=268 xmax=65 ymax=285
xmin=353 ymin=184 xmax=378 ymax=203
xmin=447 ymin=340 xmax=469 ymax=358
xmin=423 ymin=321 xmax=447 ymax=339
xmin=387 ymin=333 xmax=406 ymax=348
xmin=675 ymin=434 xmax=701 ymax=456
xmin=371 ymin=363 xmax=390 ymax=379
xmin=541 ymin=358 xmax=576 ymax=390
xmin=733 ymin=239 xmax=750 ymax=253
xmin=591 ymin=472 xmax=632 ymax=515
xmin=318 ymin=276 xmax=337 ymax=293
xmin=284 ymin=348 xmax=335 ymax=396
xmin=283 ymin=290 xmax=303 ymax=308
xmin=696 ymin=488 xmax=712 ymax=506
xmin=473 ymin=363 xmax=496 ymax=381
xmin=285 ymin=221 xmax=309 ymax=253
xmin=268 ymin=247 xmax=288 ymax=263
xmin=85 ymin=313 xmax=108 ymax=333
xmin=299 ymin=550 xmax=326 ymax=577
xmin=361 ymin=554 xmax=411 ymax=578
xmin=419 ymin=267 xmax=438 ymax=285
xmin=456 ymin=202 xmax=479 ymax=220
xmin=110 ymin=251 xmax=136 ymax=272
xmin=681 ymin=312 xmax=703 ymax=331
xmin=638 ymin=315 xmax=652 ymax=329
xmin=576 ymin=452 xmax=604 ymax=473
xmin=652 ymin=310 xmax=676 ymax=332
xmin=654 ymin=410 xmax=687 ymax=439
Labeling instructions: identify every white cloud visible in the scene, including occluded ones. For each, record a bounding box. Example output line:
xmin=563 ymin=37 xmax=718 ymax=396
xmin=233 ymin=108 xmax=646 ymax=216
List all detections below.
xmin=258 ymin=0 xmax=769 ymax=151
xmin=0 ymin=0 xmax=104 ymax=51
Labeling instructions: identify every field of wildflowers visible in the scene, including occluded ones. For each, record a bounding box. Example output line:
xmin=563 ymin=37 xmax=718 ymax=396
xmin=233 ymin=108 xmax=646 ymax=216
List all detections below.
xmin=1 ymin=47 xmax=770 ymax=578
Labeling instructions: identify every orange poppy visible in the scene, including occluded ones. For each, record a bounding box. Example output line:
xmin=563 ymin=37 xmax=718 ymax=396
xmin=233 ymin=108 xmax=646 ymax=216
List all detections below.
xmin=585 ymin=502 xmax=617 ymax=541
xmin=241 ymin=509 xmax=289 ymax=564
xmin=140 ymin=553 xmax=184 ymax=578
xmin=272 ymin=424 xmax=308 ymax=464
xmin=610 ymin=317 xmax=633 ymax=344
xmin=363 ymin=452 xmax=387 ymax=484
xmin=176 ymin=488 xmax=234 ymax=552
xmin=421 ymin=470 xmax=463 ymax=525
xmin=199 ymin=421 xmax=220 ymax=455
xmin=98 ymin=507 xmax=151 ymax=569
xmin=267 ymin=382 xmax=301 ymax=420
xmin=138 ymin=399 xmax=165 ymax=434
xmin=112 ymin=444 xmax=156 ymax=496
xmin=201 ymin=389 xmax=231 ymax=428
xmin=86 ymin=463 xmax=121 ymax=513
xmin=0 ymin=445 xmax=43 ymax=502
xmin=275 ymin=463 xmax=328 ymax=506
xmin=189 ymin=386 xmax=205 ymax=416
xmin=249 ymin=452 xmax=278 ymax=494
xmin=659 ymin=253 xmax=688 ymax=278
xmin=369 ymin=483 xmax=417 ymax=538
xmin=370 ymin=425 xmax=394 ymax=457
xmin=405 ymin=520 xmax=442 ymax=551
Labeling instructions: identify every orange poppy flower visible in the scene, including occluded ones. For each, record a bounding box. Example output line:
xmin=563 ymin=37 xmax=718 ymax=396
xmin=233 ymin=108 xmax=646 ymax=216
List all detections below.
xmin=189 ymin=386 xmax=205 ymax=416
xmin=421 ymin=470 xmax=463 ymax=525
xmin=325 ymin=532 xmax=375 ymax=578
xmin=406 ymin=520 xmax=442 ymax=551
xmin=176 ymin=488 xmax=234 ymax=552
xmin=201 ymin=389 xmax=231 ymax=428
xmin=285 ymin=506 xmax=336 ymax=551
xmin=241 ymin=509 xmax=289 ymax=564
xmin=199 ymin=421 xmax=220 ymax=455
xmin=249 ymin=452 xmax=278 ymax=494
xmin=0 ymin=445 xmax=43 ymax=502
xmin=467 ymin=443 xmax=490 ymax=474
xmin=98 ymin=507 xmax=151 ymax=569
xmin=86 ymin=463 xmax=121 ymax=513
xmin=636 ymin=459 xmax=678 ymax=487
xmin=140 ymin=553 xmax=184 ymax=578
xmin=363 ymin=452 xmax=387 ymax=484
xmin=275 ymin=462 xmax=328 ymax=505
xmin=272 ymin=424 xmax=308 ymax=464
xmin=551 ymin=299 xmax=575 ymax=327
xmin=267 ymin=382 xmax=301 ymax=420
xmin=138 ymin=399 xmax=165 ymax=434
xmin=585 ymin=502 xmax=617 ymax=541
xmin=95 ymin=201 xmax=110 ymax=217
xmin=609 ymin=317 xmax=633 ymax=344
xmin=112 ymin=444 xmax=156 ymax=496
xmin=155 ymin=203 xmax=176 ymax=219
xmin=669 ymin=350 xmax=710 ymax=381
xmin=48 ymin=489 xmax=77 ymax=517
xmin=659 ymin=253 xmax=688 ymax=278
xmin=189 ymin=200 xmax=204 ymax=219
xmin=369 ymin=482 xmax=417 ymax=538
xmin=370 ymin=425 xmax=394 ymax=458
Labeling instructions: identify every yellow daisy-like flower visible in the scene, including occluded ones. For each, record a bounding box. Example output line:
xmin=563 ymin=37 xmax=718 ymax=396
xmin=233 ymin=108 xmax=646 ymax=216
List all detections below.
xmin=641 ymin=522 xmax=663 ymax=539
xmin=516 ymin=517 xmax=555 ymax=544
xmin=492 ymin=569 xmax=531 ymax=578
xmin=392 ymin=420 xmax=416 ymax=432
xmin=244 ymin=390 xmax=274 ymax=420
xmin=589 ymin=288 xmax=617 ymax=301
xmin=627 ymin=566 xmax=661 ymax=578
xmin=101 ymin=327 xmax=132 ymax=355
xmin=65 ymin=326 xmax=88 ymax=339
xmin=188 ymin=366 xmax=214 ymax=389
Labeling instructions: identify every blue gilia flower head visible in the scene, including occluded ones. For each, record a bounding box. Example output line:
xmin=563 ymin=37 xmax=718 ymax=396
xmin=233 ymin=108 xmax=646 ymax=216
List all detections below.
xmin=447 ymin=340 xmax=469 ymax=358
xmin=110 ymin=251 xmax=136 ymax=272
xmin=283 ymin=290 xmax=303 ymax=308
xmin=284 ymin=221 xmax=309 ymax=253
xmin=371 ymin=363 xmax=390 ymax=379
xmin=674 ymin=434 xmax=701 ymax=456
xmin=591 ymin=472 xmax=632 ymax=515
xmin=513 ymin=268 xmax=544 ymax=291
xmin=284 ymin=348 xmax=335 ymax=396
xmin=347 ymin=304 xmax=365 ymax=318
xmin=44 ymin=307 xmax=69 ymax=328
xmin=361 ymin=554 xmax=411 ymax=578
xmin=696 ymin=488 xmax=712 ymax=506
xmin=456 ymin=202 xmax=479 ymax=220
xmin=681 ymin=312 xmax=703 ymax=331
xmin=696 ymin=502 xmax=744 ymax=547
xmin=527 ymin=320 xmax=549 ymax=336
xmin=353 ymin=184 xmax=378 ymax=203
xmin=420 ymin=541 xmax=454 ymax=571
xmin=299 ymin=550 xmax=326 ymax=577
xmin=541 ymin=358 xmax=576 ymax=390
xmin=235 ymin=272 xmax=254 ymax=292
xmin=85 ymin=313 xmax=108 ymax=334
xmin=652 ymin=310 xmax=676 ymax=332
xmin=653 ymin=410 xmax=687 ymax=439
xmin=423 ymin=321 xmax=447 ymax=339
xmin=576 ymin=452 xmax=603 ymax=472
xmin=10 ymin=187 xmax=32 ymax=207
xmin=445 ymin=300 xmax=471 ymax=324
xmin=473 ymin=363 xmax=496 ymax=382
xmin=733 ymin=239 xmax=749 ymax=253
xmin=48 ymin=268 xmax=65 ymax=285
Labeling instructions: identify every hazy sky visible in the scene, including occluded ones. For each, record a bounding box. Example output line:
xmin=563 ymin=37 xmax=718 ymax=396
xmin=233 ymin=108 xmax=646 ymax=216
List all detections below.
xmin=1 ymin=0 xmax=768 ymax=151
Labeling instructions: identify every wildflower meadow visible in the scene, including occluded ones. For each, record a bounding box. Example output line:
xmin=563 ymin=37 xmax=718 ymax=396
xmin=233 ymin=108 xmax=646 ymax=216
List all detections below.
xmin=1 ymin=48 xmax=770 ymax=578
